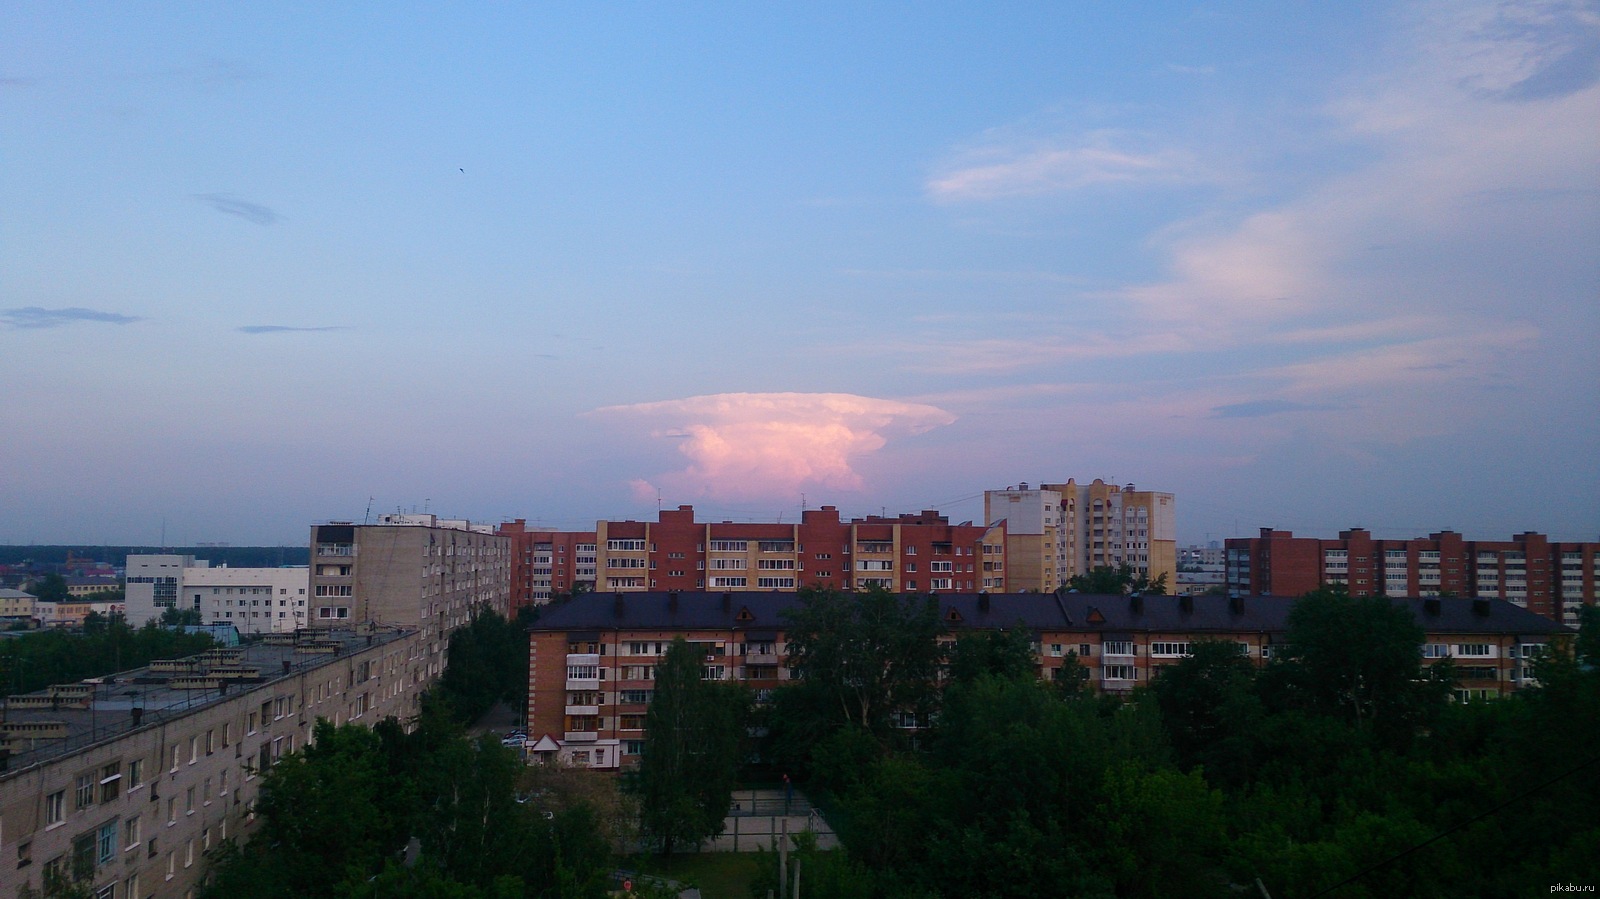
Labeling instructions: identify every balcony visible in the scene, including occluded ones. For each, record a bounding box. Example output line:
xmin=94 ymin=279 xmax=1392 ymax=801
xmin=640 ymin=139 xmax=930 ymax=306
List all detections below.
xmin=564 ymin=704 xmax=599 ymax=716
xmin=564 ymin=731 xmax=599 ymax=743
xmin=745 ymin=653 xmax=780 ymax=666
xmin=565 ymin=678 xmax=600 ymax=691
xmin=566 ymin=653 xmax=599 ymax=665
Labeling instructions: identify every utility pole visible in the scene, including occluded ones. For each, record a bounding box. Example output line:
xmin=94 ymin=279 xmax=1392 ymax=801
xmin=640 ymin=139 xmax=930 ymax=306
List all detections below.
xmin=778 ymin=817 xmax=788 ymax=897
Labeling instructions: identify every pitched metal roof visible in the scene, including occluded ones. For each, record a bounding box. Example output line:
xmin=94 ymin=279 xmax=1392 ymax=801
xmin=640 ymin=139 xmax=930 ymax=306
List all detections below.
xmin=530 ymin=591 xmax=1568 ymax=637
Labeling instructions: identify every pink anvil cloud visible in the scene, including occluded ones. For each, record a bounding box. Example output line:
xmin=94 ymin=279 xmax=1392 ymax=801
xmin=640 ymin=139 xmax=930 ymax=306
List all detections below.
xmin=591 ymin=392 xmax=956 ymax=501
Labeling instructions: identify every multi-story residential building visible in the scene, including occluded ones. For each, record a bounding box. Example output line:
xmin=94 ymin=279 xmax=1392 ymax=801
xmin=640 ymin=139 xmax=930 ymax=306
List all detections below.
xmin=182 ymin=566 xmax=310 ymax=635
xmin=526 ymin=590 xmax=1564 ymax=768
xmin=982 ymin=486 xmax=1063 ymax=592
xmin=125 ymin=556 xmax=309 ymax=636
xmin=499 ymin=506 xmax=1005 ymax=611
xmin=1176 ymin=543 xmax=1227 ymax=594
xmin=0 ymin=627 xmax=435 ymax=899
xmin=1225 ymin=528 xmax=1600 ymax=626
xmin=307 ymin=515 xmax=510 ymax=653
xmin=985 ymin=479 xmax=1176 ymax=592
xmin=497 ymin=522 xmax=597 ymax=610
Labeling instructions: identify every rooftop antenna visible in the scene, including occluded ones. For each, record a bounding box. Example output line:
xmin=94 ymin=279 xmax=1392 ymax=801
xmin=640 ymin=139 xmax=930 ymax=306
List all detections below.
xmin=657 ymin=488 xmax=662 ymax=512
xmin=364 ymin=496 xmax=374 ymax=524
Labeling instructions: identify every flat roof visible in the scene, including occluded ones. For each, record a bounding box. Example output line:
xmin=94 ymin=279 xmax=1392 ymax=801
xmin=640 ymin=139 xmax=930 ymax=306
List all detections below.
xmin=0 ymin=627 xmax=415 ymax=779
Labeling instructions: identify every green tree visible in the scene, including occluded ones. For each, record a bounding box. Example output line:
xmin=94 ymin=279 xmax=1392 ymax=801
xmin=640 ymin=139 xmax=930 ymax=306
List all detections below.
xmin=159 ymin=606 xmax=203 ymax=626
xmin=435 ymin=607 xmax=528 ymax=724
xmin=633 ymin=638 xmax=747 ymax=856
xmin=1265 ymin=588 xmax=1452 ymax=746
xmin=1149 ymin=639 xmax=1263 ymax=786
xmin=1066 ymin=564 xmax=1168 ymax=596
xmin=946 ymin=624 xmax=1037 ymax=685
xmin=251 ymin=720 xmax=415 ymax=893
xmin=29 ymin=573 xmax=71 ymax=603
xmin=779 ymin=587 xmax=944 ymax=741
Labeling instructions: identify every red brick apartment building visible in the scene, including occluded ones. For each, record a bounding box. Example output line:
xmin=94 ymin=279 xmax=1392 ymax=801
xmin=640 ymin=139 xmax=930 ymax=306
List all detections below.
xmin=525 ymin=591 xmax=1565 ymax=769
xmin=499 ymin=505 xmax=1007 ymax=613
xmin=1226 ymin=529 xmax=1599 ymax=627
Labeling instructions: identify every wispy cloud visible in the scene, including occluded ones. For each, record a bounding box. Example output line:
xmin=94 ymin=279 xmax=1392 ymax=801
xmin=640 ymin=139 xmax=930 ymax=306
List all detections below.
xmin=1211 ymin=399 xmax=1342 ymax=419
xmin=237 ymin=325 xmax=348 ymax=335
xmin=928 ymin=130 xmax=1205 ymax=201
xmin=590 ymin=392 xmax=955 ymax=500
xmin=1116 ymin=1 xmax=1598 ymax=340
xmin=2 ymin=307 xmax=142 ymax=329
xmin=196 ymin=194 xmax=280 ymax=225
xmin=838 ymin=267 xmax=1090 ymax=285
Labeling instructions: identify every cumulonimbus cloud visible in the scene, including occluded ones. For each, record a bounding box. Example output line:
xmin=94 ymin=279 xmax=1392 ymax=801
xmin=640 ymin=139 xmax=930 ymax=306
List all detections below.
xmin=590 ymin=392 xmax=956 ymax=500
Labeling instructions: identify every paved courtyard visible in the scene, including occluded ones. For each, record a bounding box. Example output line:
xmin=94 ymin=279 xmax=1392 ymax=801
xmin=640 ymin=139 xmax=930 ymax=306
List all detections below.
xmin=697 ymin=787 xmax=839 ymax=852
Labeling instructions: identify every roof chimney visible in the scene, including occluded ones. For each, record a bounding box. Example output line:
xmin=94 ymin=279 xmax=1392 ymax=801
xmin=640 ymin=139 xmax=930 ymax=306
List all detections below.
xmin=1472 ymin=597 xmax=1491 ymax=617
xmin=1179 ymin=595 xmax=1194 ymax=614
xmin=1424 ymin=597 xmax=1441 ymax=616
xmin=978 ymin=593 xmax=991 ymax=612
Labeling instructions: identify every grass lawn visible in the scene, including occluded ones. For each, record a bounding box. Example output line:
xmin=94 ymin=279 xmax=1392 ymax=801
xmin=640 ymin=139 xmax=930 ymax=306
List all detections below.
xmin=633 ymin=852 xmax=764 ymax=899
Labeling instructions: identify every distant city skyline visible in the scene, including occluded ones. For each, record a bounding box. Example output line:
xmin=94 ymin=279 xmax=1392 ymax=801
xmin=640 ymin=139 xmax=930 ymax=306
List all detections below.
xmin=4 ymin=2 xmax=1596 ymax=546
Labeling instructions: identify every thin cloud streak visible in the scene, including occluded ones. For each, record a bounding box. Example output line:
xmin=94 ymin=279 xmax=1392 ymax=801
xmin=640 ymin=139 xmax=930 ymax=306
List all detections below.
xmin=928 ymin=136 xmax=1204 ymax=201
xmin=1211 ymin=399 xmax=1342 ymax=419
xmin=195 ymin=194 xmax=280 ymax=225
xmin=2 ymin=307 xmax=142 ymax=329
xmin=237 ymin=325 xmax=349 ymax=334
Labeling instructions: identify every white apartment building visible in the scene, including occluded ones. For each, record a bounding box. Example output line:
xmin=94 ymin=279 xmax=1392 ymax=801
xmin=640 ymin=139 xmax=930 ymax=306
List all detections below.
xmin=125 ymin=556 xmax=309 ymax=635
xmin=182 ymin=567 xmax=310 ymax=635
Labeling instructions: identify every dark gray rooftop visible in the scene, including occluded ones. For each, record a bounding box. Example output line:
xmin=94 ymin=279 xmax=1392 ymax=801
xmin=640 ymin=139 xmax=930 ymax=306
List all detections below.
xmin=532 ymin=591 xmax=1568 ymax=640
xmin=0 ymin=627 xmax=415 ymax=778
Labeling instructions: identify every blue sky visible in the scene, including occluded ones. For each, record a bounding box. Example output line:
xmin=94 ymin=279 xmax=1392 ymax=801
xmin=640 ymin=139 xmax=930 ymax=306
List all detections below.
xmin=4 ymin=1 xmax=1597 ymax=546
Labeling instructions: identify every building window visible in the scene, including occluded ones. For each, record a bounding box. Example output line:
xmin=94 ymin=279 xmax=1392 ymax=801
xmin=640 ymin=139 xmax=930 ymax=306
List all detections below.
xmin=97 ymin=820 xmax=117 ymax=864
xmin=45 ymin=791 xmax=65 ymax=826
xmin=1103 ymin=665 xmax=1137 ymax=681
xmin=99 ymin=762 xmax=121 ymax=802
xmin=72 ymin=833 xmax=95 ymax=876
xmin=75 ymin=774 xmax=95 ymax=810
xmin=123 ymin=816 xmax=140 ymax=852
